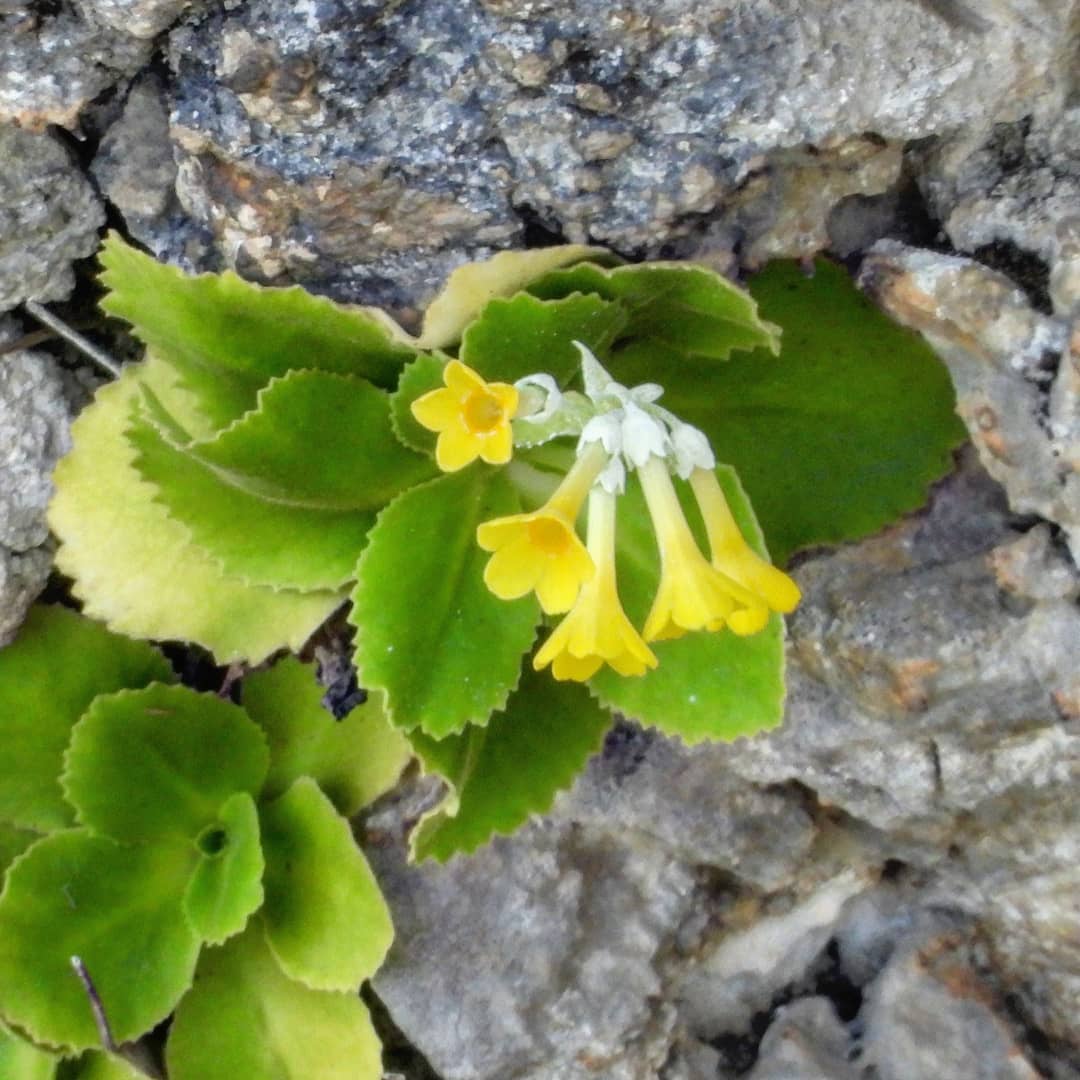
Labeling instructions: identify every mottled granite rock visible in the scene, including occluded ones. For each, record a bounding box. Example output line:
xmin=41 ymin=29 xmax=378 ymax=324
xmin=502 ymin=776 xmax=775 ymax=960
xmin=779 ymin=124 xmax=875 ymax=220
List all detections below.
xmin=0 ymin=335 xmax=71 ymax=643
xmin=860 ymin=243 xmax=1080 ymax=561
xmin=0 ymin=126 xmax=105 ymax=315
xmin=154 ymin=0 xmax=1076 ymax=307
xmin=745 ymin=997 xmax=859 ymax=1080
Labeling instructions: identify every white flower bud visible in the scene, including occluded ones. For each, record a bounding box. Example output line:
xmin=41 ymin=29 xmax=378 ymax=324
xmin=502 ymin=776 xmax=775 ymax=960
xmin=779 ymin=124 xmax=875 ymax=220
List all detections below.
xmin=621 ymin=401 xmax=671 ymax=468
xmin=670 ymin=421 xmax=716 ymax=479
xmin=514 ymin=373 xmax=562 ymax=422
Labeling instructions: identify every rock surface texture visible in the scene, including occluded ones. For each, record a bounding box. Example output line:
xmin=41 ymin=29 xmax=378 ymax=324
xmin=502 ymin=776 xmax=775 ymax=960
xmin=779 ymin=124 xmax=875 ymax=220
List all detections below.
xmin=0 ymin=323 xmax=71 ymax=643
xmin=0 ymin=0 xmax=1077 ymax=1076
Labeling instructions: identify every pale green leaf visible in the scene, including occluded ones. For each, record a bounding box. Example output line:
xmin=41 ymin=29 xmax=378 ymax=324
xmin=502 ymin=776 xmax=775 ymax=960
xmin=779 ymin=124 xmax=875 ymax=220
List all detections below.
xmin=409 ymin=664 xmax=610 ymax=861
xmin=48 ymin=369 xmax=343 ymax=664
xmin=417 ymin=245 xmax=612 ymax=349
xmin=260 ymin=778 xmax=392 ymax=992
xmin=183 ymin=791 xmax=264 ymax=945
xmin=62 ymin=684 xmax=269 ymax=844
xmin=0 ymin=1023 xmax=58 ymax=1080
xmin=166 ymin=924 xmax=382 ymax=1080
xmin=0 ymin=605 xmax=173 ymax=833
xmin=588 ymin=466 xmax=786 ymax=744
xmin=59 ymin=1052 xmax=146 ymax=1080
xmin=458 ymin=292 xmax=628 ymax=385
xmin=128 ymin=403 xmax=373 ymax=591
xmin=171 ymin=371 xmax=434 ymax=511
xmin=99 ymin=234 xmax=416 ymax=429
xmin=241 ymin=657 xmax=409 ymax=816
xmin=350 ymin=469 xmax=539 ymax=736
xmin=0 ymin=831 xmax=199 ymax=1051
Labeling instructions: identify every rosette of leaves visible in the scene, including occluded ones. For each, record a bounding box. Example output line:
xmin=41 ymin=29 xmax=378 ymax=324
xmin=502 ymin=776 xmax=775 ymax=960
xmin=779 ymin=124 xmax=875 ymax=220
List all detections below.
xmin=0 ymin=605 xmax=407 ymax=1078
xmin=49 ymin=236 xmax=964 ymax=861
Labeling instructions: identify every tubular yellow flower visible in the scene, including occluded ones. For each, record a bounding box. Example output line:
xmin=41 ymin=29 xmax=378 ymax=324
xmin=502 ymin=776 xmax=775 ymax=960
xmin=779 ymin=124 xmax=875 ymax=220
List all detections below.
xmin=476 ymin=441 xmax=606 ymax=614
xmin=410 ymin=359 xmax=519 ymax=472
xmin=534 ymin=488 xmax=658 ymax=682
xmin=638 ymin=456 xmax=769 ymax=641
xmin=689 ymin=467 xmax=801 ymax=615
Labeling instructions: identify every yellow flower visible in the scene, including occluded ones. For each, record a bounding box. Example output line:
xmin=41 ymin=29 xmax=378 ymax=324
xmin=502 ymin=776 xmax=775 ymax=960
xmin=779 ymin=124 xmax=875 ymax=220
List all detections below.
xmin=410 ymin=359 xmax=519 ymax=472
xmin=534 ymin=488 xmax=658 ymax=682
xmin=476 ymin=441 xmax=605 ymax=614
xmin=638 ymin=456 xmax=769 ymax=641
xmin=689 ymin=467 xmax=801 ymax=615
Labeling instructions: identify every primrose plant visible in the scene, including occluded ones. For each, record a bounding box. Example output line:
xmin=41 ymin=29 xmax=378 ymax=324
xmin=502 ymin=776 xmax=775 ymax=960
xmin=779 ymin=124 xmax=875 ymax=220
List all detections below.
xmin=46 ymin=235 xmax=964 ymax=861
xmin=0 ymin=605 xmax=405 ymax=1079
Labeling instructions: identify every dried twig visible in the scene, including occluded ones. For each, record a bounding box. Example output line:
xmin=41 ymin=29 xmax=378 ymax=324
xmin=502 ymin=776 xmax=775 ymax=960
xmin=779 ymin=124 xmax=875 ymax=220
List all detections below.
xmin=23 ymin=301 xmax=122 ymax=378
xmin=69 ymin=955 xmax=117 ymax=1053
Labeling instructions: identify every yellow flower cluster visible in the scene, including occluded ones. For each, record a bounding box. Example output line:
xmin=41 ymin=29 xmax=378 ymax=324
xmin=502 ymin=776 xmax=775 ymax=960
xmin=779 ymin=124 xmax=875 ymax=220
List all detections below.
xmin=412 ymin=358 xmax=800 ymax=684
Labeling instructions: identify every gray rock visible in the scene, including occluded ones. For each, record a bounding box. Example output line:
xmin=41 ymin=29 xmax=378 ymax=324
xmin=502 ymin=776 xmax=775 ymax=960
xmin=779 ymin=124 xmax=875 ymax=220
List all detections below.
xmin=91 ymin=76 xmax=179 ymax=237
xmin=0 ymin=13 xmax=148 ymax=131
xmin=860 ymin=243 xmax=1080 ymax=561
xmin=370 ymin=819 xmax=697 ymax=1080
xmin=0 ymin=337 xmax=71 ymax=644
xmin=747 ymin=997 xmax=858 ymax=1080
xmin=79 ymin=0 xmax=211 ymax=40
xmin=0 ymin=126 xmax=105 ymax=315
xmin=156 ymin=0 xmax=1075 ymax=307
xmin=861 ymin=930 xmax=1042 ymax=1080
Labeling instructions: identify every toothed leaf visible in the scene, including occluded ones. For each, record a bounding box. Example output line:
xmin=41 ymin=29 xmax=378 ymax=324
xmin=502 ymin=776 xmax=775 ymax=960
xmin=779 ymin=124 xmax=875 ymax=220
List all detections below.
xmin=0 ymin=605 xmax=172 ymax=833
xmin=241 ymin=657 xmax=409 ymax=816
xmin=183 ymin=791 xmax=264 ymax=945
xmin=48 ymin=369 xmax=342 ymax=664
xmin=128 ymin=404 xmax=374 ymax=591
xmin=350 ymin=469 xmax=539 ymax=737
xmin=409 ymin=664 xmax=609 ymax=861
xmin=0 ymin=830 xmax=199 ymax=1051
xmin=260 ymin=778 xmax=392 ymax=991
xmin=166 ymin=925 xmax=382 ymax=1080
xmin=99 ymin=234 xmax=415 ymax=429
xmin=62 ymin=684 xmax=269 ymax=844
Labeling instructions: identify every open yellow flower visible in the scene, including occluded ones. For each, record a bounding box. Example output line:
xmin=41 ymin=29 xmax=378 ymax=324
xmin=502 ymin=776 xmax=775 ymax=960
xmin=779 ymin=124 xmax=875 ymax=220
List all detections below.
xmin=638 ymin=456 xmax=769 ymax=641
xmin=534 ymin=488 xmax=658 ymax=682
xmin=689 ymin=467 xmax=801 ymax=615
xmin=410 ymin=359 xmax=519 ymax=472
xmin=476 ymin=441 xmax=606 ymax=614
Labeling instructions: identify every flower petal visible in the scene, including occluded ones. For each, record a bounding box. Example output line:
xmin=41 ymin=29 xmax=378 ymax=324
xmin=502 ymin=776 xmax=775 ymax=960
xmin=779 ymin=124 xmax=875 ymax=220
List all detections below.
xmin=442 ymin=359 xmax=485 ymax=395
xmin=410 ymin=387 xmax=459 ymax=432
xmin=479 ymin=421 xmax=514 ymax=465
xmin=483 ymin=535 xmax=543 ymax=600
xmin=435 ymin=423 xmax=480 ymax=472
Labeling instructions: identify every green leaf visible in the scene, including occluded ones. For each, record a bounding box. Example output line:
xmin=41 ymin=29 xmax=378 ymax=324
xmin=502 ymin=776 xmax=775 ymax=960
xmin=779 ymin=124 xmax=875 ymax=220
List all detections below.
xmin=260 ymin=778 xmax=392 ymax=992
xmin=183 ymin=791 xmax=264 ymax=946
xmin=417 ymin=245 xmax=613 ymax=349
xmin=409 ymin=664 xmax=610 ymax=861
xmin=389 ymin=353 xmax=446 ymax=456
xmin=99 ymin=234 xmax=416 ymax=429
xmin=0 ymin=605 xmax=173 ymax=833
xmin=603 ymin=259 xmax=967 ymax=564
xmin=62 ymin=684 xmax=269 ymax=844
xmin=171 ymin=371 xmax=435 ymax=511
xmin=529 ymin=261 xmax=781 ymax=360
xmin=0 ymin=1023 xmax=59 ymax=1080
xmin=128 ymin=404 xmax=374 ymax=591
xmin=589 ymin=466 xmax=786 ymax=744
xmin=58 ymin=1051 xmax=146 ymax=1080
xmin=166 ymin=924 xmax=382 ymax=1080
xmin=350 ymin=468 xmax=539 ymax=736
xmin=0 ymin=823 xmax=39 ymax=884
xmin=48 ymin=369 xmax=343 ymax=664
xmin=241 ymin=657 xmax=409 ymax=816
xmin=459 ymin=292 xmax=628 ymax=385
xmin=0 ymin=830 xmax=200 ymax=1051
